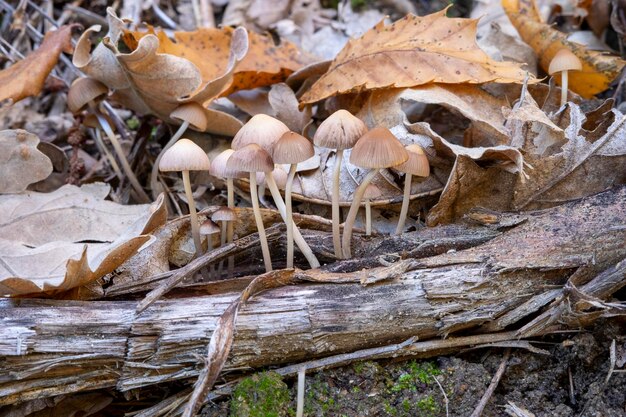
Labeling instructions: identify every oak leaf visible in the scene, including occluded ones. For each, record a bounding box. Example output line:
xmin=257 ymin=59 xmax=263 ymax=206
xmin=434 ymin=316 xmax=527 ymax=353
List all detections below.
xmin=300 ymin=9 xmax=532 ymax=105
xmin=0 ymin=25 xmax=75 ymax=104
xmin=502 ymin=0 xmax=626 ymax=98
xmin=0 ymin=130 xmax=53 ymax=193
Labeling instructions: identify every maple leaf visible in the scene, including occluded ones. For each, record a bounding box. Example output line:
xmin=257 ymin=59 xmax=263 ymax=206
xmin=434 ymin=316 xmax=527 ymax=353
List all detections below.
xmin=300 ymin=9 xmax=532 ymax=105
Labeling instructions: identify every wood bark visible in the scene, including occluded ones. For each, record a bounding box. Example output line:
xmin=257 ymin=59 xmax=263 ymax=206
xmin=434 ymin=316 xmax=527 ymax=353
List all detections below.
xmin=1 ymin=187 xmax=625 ymax=406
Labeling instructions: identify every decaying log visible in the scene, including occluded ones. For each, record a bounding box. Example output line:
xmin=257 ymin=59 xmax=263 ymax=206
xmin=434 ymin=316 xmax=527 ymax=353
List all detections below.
xmin=1 ymin=187 xmax=625 ymax=406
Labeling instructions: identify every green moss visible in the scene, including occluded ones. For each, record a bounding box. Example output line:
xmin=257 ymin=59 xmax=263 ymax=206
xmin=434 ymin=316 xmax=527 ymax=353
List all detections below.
xmin=352 ymin=362 xmax=366 ymax=375
xmin=383 ymin=400 xmax=398 ymax=416
xmin=126 ymin=116 xmax=140 ymax=130
xmin=390 ymin=361 xmax=441 ymax=393
xmin=401 ymin=399 xmax=411 ymax=412
xmin=416 ymin=395 xmax=440 ymax=415
xmin=230 ymin=372 xmax=292 ymax=417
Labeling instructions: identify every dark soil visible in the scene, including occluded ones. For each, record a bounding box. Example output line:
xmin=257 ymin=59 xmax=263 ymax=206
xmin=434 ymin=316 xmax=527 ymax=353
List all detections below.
xmin=203 ymin=321 xmax=626 ymax=417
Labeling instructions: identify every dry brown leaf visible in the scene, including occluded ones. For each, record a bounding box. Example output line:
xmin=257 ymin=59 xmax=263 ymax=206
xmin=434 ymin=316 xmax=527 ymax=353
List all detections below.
xmin=0 ymin=25 xmax=75 ymax=104
xmin=300 ymin=9 xmax=532 ymax=105
xmin=502 ymin=0 xmax=626 ymax=98
xmin=0 ymin=130 xmax=52 ymax=193
xmin=268 ymin=83 xmax=312 ymax=133
xmin=0 ymin=184 xmax=166 ymax=296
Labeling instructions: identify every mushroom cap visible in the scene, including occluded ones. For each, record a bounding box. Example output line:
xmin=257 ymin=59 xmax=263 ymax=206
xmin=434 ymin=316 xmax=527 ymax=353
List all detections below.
xmin=364 ymin=183 xmax=382 ymax=200
xmin=257 ymin=165 xmax=288 ymax=189
xmin=210 ymin=149 xmax=246 ymax=179
xmin=313 ymin=109 xmax=368 ymax=150
xmin=199 ymin=219 xmax=220 ymax=235
xmin=170 ymin=102 xmax=208 ymax=131
xmin=212 ymin=207 xmax=237 ymax=222
xmin=231 ymin=114 xmax=290 ymax=153
xmin=159 ymin=138 xmax=211 ymax=172
xmin=548 ymin=49 xmax=582 ymax=75
xmin=349 ymin=127 xmax=408 ymax=169
xmin=395 ymin=144 xmax=430 ymax=177
xmin=228 ymin=143 xmax=274 ymax=173
xmin=272 ymin=131 xmax=315 ymax=164
xmin=67 ymin=78 xmax=108 ymax=113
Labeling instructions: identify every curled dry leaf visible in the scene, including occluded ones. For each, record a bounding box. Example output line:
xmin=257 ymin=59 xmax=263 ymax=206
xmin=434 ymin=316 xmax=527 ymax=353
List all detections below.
xmin=268 ymin=83 xmax=312 ymax=133
xmin=0 ymin=130 xmax=53 ymax=193
xmin=502 ymin=0 xmax=626 ymax=98
xmin=300 ymin=8 xmax=533 ymax=105
xmin=0 ymin=183 xmax=166 ymax=296
xmin=0 ymin=25 xmax=75 ymax=104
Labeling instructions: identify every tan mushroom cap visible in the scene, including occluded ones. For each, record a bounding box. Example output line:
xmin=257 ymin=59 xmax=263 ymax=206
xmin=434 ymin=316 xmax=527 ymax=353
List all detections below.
xmin=272 ymin=131 xmax=315 ymax=164
xmin=199 ymin=219 xmax=221 ymax=235
xmin=212 ymin=207 xmax=237 ymax=222
xmin=170 ymin=102 xmax=209 ymax=131
xmin=257 ymin=165 xmax=288 ymax=188
xmin=210 ymin=149 xmax=247 ymax=179
xmin=313 ymin=109 xmax=368 ymax=150
xmin=67 ymin=78 xmax=108 ymax=113
xmin=364 ymin=183 xmax=382 ymax=200
xmin=395 ymin=144 xmax=430 ymax=177
xmin=228 ymin=143 xmax=274 ymax=173
xmin=349 ymin=127 xmax=408 ymax=169
xmin=548 ymin=49 xmax=582 ymax=75
xmin=231 ymin=114 xmax=290 ymax=153
xmin=159 ymin=138 xmax=211 ymax=172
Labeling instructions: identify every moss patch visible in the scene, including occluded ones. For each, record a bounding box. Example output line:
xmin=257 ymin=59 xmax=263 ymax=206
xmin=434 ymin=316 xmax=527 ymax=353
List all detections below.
xmin=230 ymin=372 xmax=292 ymax=417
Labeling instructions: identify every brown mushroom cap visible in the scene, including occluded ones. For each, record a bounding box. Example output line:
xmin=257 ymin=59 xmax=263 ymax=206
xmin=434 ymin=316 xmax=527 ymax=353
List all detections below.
xmin=272 ymin=131 xmax=315 ymax=164
xmin=210 ymin=149 xmax=247 ymax=179
xmin=159 ymin=138 xmax=211 ymax=172
xmin=212 ymin=207 xmax=237 ymax=222
xmin=228 ymin=143 xmax=274 ymax=173
xmin=349 ymin=127 xmax=408 ymax=169
xmin=170 ymin=102 xmax=209 ymax=131
xmin=256 ymin=165 xmax=288 ymax=189
xmin=548 ymin=49 xmax=582 ymax=75
xmin=395 ymin=144 xmax=430 ymax=177
xmin=67 ymin=78 xmax=108 ymax=113
xmin=199 ymin=219 xmax=221 ymax=235
xmin=231 ymin=114 xmax=290 ymax=153
xmin=313 ymin=109 xmax=368 ymax=150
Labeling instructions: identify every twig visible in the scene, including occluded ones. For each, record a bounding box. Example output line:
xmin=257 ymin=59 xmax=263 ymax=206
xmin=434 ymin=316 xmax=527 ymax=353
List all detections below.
xmin=431 ymin=374 xmax=449 ymax=417
xmin=470 ymin=348 xmax=512 ymax=417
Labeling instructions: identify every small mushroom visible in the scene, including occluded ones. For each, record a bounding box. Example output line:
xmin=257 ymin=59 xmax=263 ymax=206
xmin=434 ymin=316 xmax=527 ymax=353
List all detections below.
xmin=211 ymin=207 xmax=237 ymax=250
xmin=394 ymin=144 xmax=430 ymax=235
xmin=68 ymin=78 xmax=150 ymax=202
xmin=548 ymin=49 xmax=582 ymax=107
xmin=341 ymin=127 xmax=408 ymax=258
xmin=273 ymin=131 xmax=315 ymax=268
xmin=313 ymin=110 xmax=367 ymax=259
xmin=363 ymin=183 xmax=382 ymax=236
xmin=199 ymin=219 xmax=220 ymax=277
xmin=159 ymin=138 xmax=211 ymax=258
xmin=227 ymin=144 xmax=275 ymax=272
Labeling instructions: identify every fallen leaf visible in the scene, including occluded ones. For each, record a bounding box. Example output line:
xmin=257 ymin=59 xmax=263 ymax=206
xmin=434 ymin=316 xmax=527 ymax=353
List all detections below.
xmin=0 ymin=130 xmax=53 ymax=193
xmin=268 ymin=83 xmax=312 ymax=133
xmin=0 ymin=183 xmax=166 ymax=296
xmin=502 ymin=0 xmax=626 ymax=98
xmin=300 ymin=9 xmax=532 ymax=105
xmin=0 ymin=25 xmax=75 ymax=104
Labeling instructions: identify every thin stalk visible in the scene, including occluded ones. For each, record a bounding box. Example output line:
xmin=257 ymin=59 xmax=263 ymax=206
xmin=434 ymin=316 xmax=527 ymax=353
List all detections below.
xmin=92 ymin=128 xmax=124 ymax=181
xmin=560 ymin=70 xmax=569 ymax=107
xmin=216 ymin=220 xmax=227 ymax=278
xmin=265 ymin=173 xmax=320 ymax=269
xmin=285 ymin=164 xmax=298 ymax=268
xmin=93 ymin=107 xmax=150 ymax=202
xmin=331 ymin=149 xmax=344 ymax=259
xmin=365 ymin=200 xmax=372 ymax=236
xmin=207 ymin=233 xmax=215 ymax=278
xmin=341 ymin=169 xmax=378 ymax=259
xmin=182 ymin=170 xmax=203 ymax=258
xmin=150 ymin=120 xmax=190 ymax=199
xmin=227 ymin=178 xmax=235 ymax=275
xmin=395 ymin=173 xmax=413 ymax=235
xmin=296 ymin=367 xmax=306 ymax=417
xmin=250 ymin=173 xmax=272 ymax=272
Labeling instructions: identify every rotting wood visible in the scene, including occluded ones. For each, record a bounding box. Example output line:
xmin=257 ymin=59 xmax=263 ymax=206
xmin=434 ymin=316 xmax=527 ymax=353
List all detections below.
xmin=0 ymin=187 xmax=625 ymax=406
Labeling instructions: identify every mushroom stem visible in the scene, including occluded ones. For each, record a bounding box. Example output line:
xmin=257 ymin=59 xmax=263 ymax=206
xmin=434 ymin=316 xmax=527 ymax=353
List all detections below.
xmin=265 ymin=173 xmax=320 ymax=269
xmin=250 ymin=173 xmax=273 ymax=272
xmin=341 ymin=169 xmax=378 ymax=259
xmin=365 ymin=199 xmax=372 ymax=236
xmin=285 ymin=163 xmax=298 ymax=268
xmin=560 ymin=70 xmax=569 ymax=107
xmin=207 ymin=233 xmax=215 ymax=278
xmin=227 ymin=178 xmax=235 ymax=275
xmin=182 ymin=170 xmax=203 ymax=258
xmin=92 ymin=127 xmax=124 ymax=181
xmin=93 ymin=108 xmax=150 ymax=203
xmin=331 ymin=148 xmax=344 ymax=259
xmin=395 ymin=173 xmax=413 ymax=235
xmin=216 ymin=220 xmax=226 ymax=279
xmin=150 ymin=120 xmax=190 ymax=199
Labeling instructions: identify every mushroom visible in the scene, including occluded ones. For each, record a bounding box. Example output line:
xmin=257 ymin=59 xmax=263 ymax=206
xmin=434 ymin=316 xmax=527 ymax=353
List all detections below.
xmin=68 ymin=77 xmax=150 ymax=202
xmin=227 ymin=144 xmax=275 ymax=272
xmin=394 ymin=144 xmax=430 ymax=235
xmin=313 ymin=110 xmax=367 ymax=259
xmin=548 ymin=49 xmax=582 ymax=107
xmin=273 ymin=131 xmax=315 ymax=268
xmin=211 ymin=207 xmax=237 ymax=251
xmin=159 ymin=138 xmax=211 ymax=258
xmin=199 ymin=219 xmax=220 ymax=277
xmin=151 ymin=102 xmax=209 ymax=198
xmin=363 ymin=183 xmax=382 ymax=236
xmin=341 ymin=127 xmax=408 ymax=258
